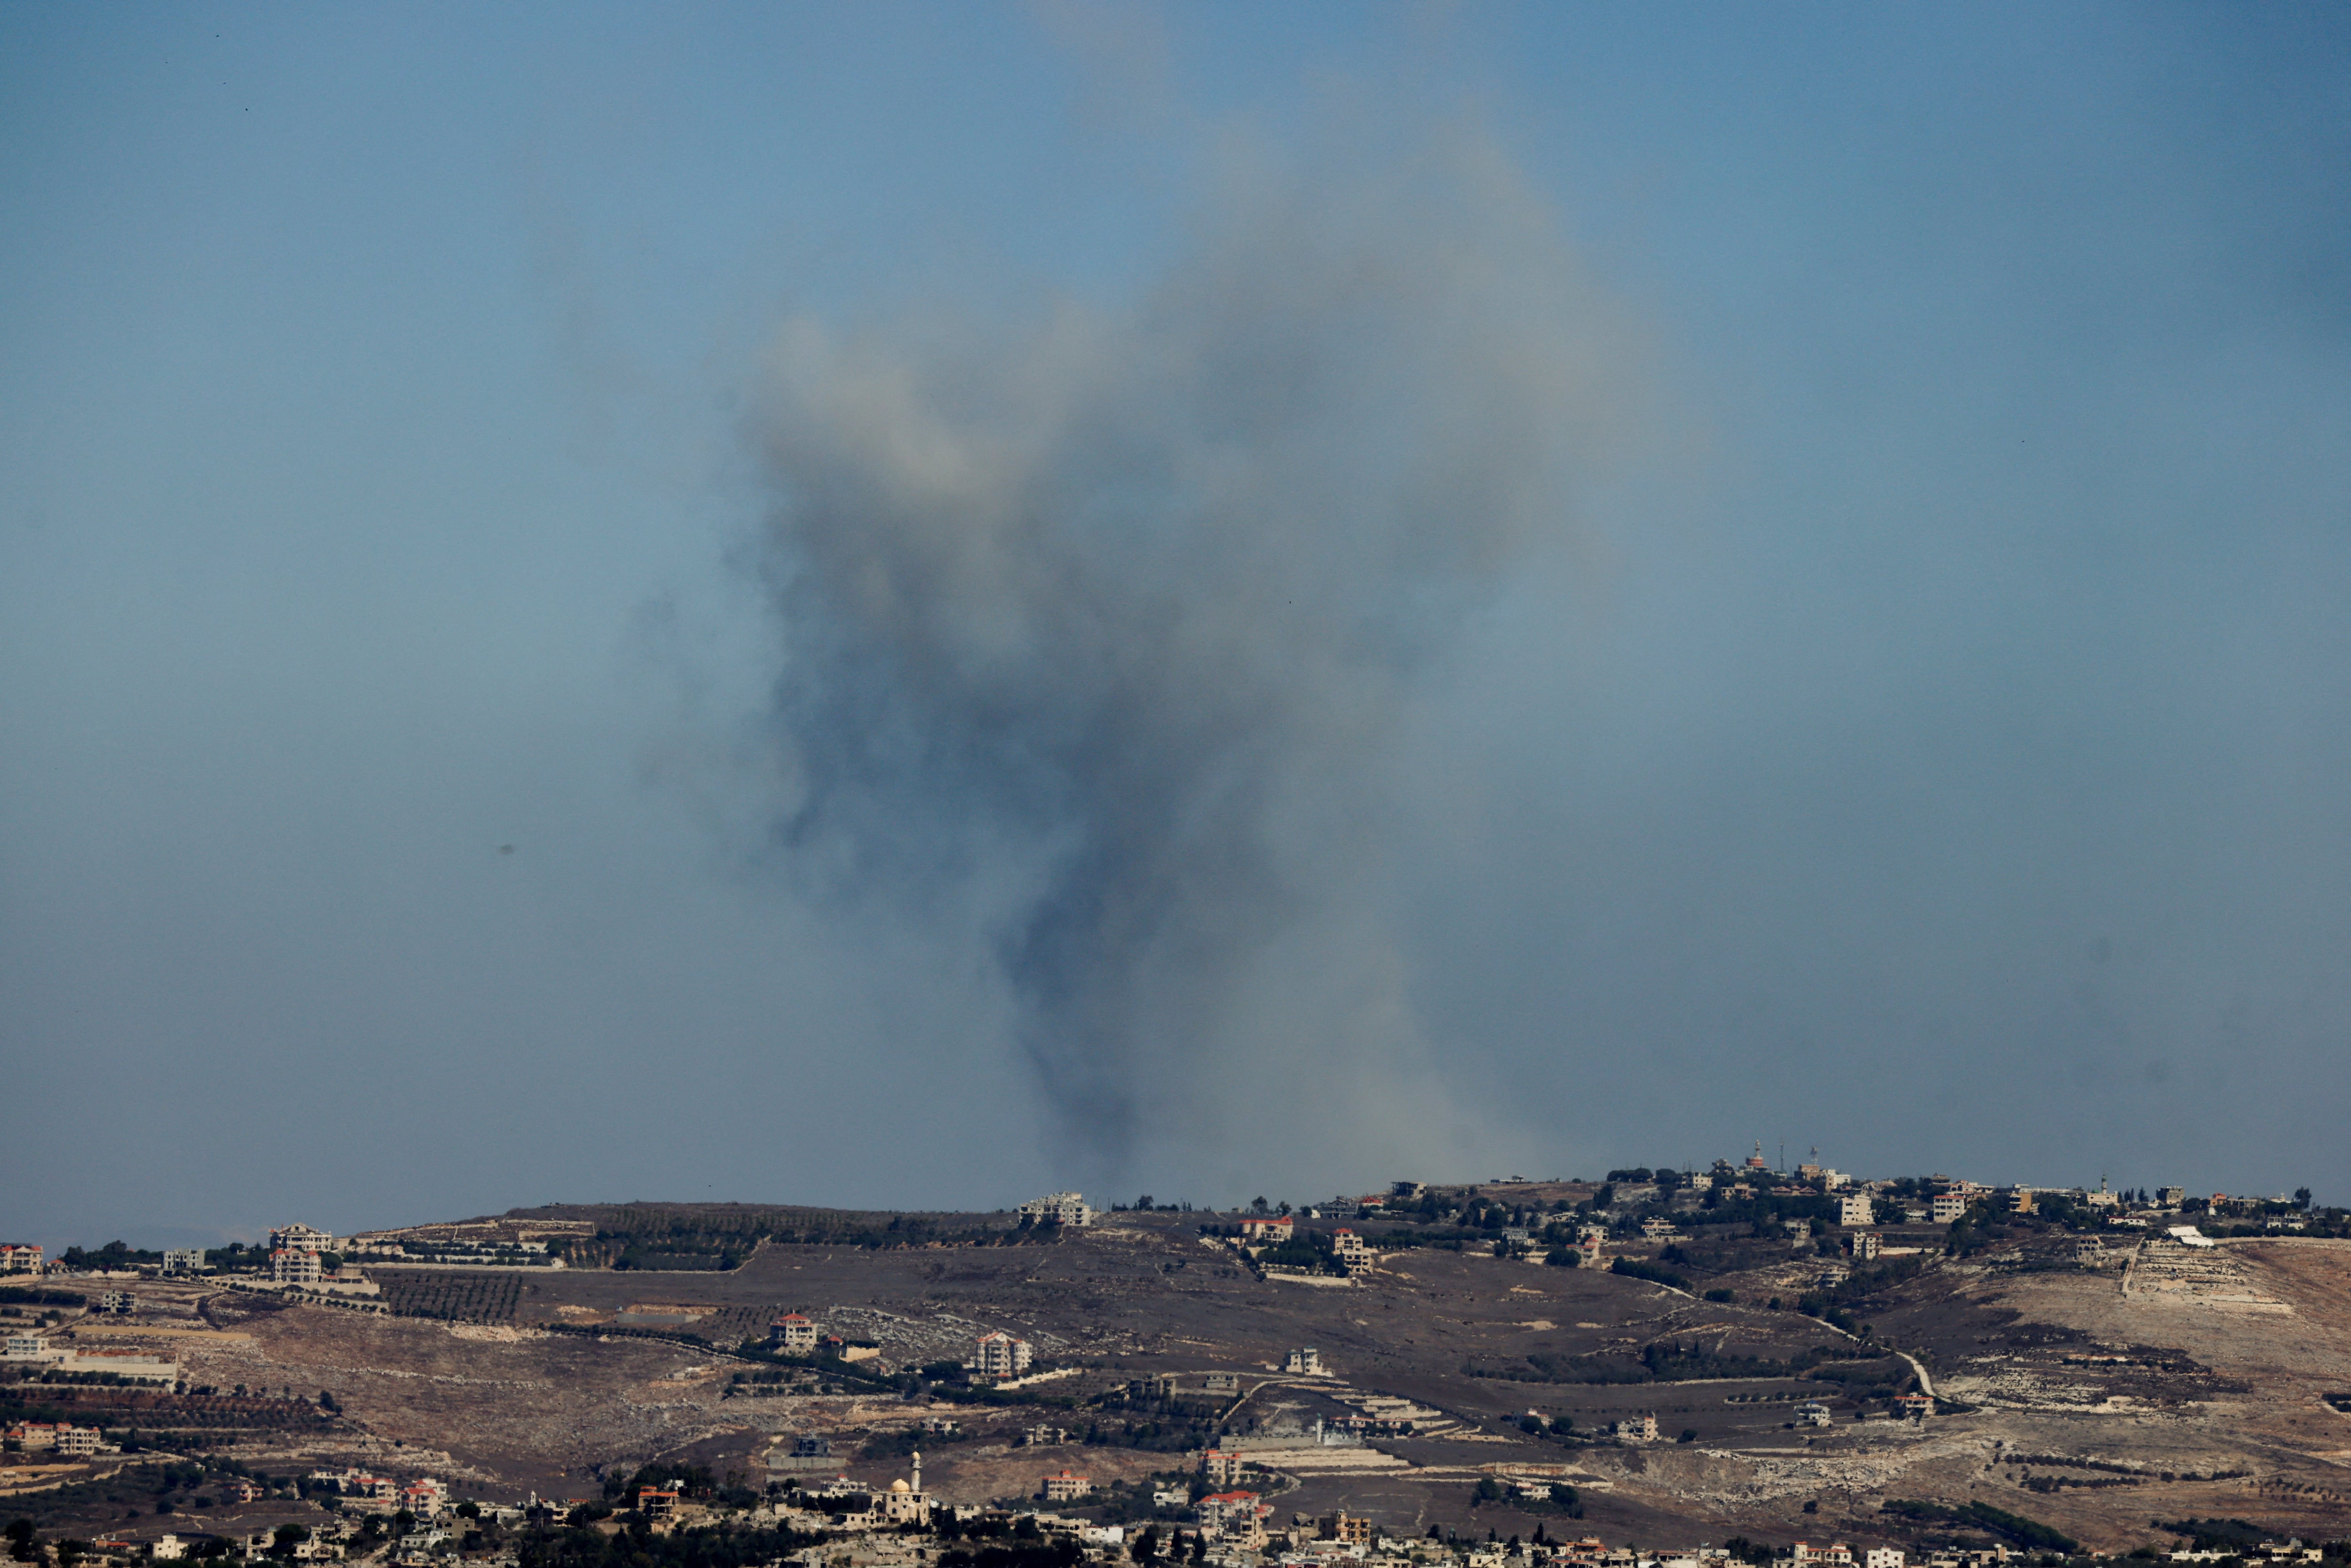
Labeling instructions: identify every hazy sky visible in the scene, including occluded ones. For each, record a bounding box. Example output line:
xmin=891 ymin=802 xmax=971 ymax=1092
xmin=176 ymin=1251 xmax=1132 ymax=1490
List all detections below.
xmin=4 ymin=4 xmax=2347 ymax=1250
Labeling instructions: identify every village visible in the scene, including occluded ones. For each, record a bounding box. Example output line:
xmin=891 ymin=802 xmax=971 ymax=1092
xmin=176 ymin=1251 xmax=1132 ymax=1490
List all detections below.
xmin=4 ymin=1163 xmax=2347 ymax=1568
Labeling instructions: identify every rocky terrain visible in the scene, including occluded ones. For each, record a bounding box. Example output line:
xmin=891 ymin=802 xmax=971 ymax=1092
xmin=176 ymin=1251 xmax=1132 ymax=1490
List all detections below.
xmin=8 ymin=1206 xmax=2349 ymax=1555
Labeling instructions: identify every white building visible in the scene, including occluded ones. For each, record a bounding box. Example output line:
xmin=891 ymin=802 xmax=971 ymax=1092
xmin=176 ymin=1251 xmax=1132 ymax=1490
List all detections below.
xmin=1017 ymin=1193 xmax=1096 ymax=1228
xmin=1330 ymin=1229 xmax=1371 ymax=1266
xmin=970 ymin=1330 xmax=1033 ymax=1378
xmin=1041 ymin=1470 xmax=1092 ymax=1502
xmin=1838 ymin=1193 xmax=1876 ymax=1227
xmin=1929 ymin=1192 xmax=1968 ymax=1224
xmin=769 ymin=1313 xmax=818 ymax=1353
xmin=270 ymin=1223 xmax=336 ymax=1254
xmin=1284 ymin=1347 xmax=1322 ymax=1375
xmin=3 ymin=1333 xmax=52 ymax=1361
xmin=1865 ymin=1550 xmax=1906 ymax=1568
xmin=272 ymin=1248 xmax=323 ymax=1286
xmin=0 ymin=1244 xmax=41 ymax=1275
xmin=1613 ymin=1413 xmax=1658 ymax=1442
xmin=162 ymin=1249 xmax=206 ymax=1275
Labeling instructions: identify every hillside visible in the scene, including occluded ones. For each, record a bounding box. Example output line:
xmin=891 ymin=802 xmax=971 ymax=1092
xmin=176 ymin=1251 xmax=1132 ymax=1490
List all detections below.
xmin=8 ymin=1207 xmax=2349 ymax=1553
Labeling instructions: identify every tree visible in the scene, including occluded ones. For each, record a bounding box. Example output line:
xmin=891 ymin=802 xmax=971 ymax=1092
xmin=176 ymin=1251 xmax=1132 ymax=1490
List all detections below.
xmin=5 ymin=1520 xmax=35 ymax=1563
xmin=1135 ymin=1526 xmax=1160 ymax=1565
xmin=1250 ymin=1197 xmax=1269 ymax=1214
xmin=2296 ymin=1188 xmax=2313 ymax=1210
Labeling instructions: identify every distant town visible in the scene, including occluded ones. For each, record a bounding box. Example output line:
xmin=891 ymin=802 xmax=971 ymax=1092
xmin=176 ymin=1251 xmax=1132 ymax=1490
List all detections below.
xmin=4 ymin=1158 xmax=2346 ymax=1568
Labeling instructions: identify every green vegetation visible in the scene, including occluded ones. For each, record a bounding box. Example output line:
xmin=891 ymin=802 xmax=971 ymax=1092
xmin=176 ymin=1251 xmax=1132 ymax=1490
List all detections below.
xmin=0 ymin=1288 xmax=87 ymax=1309
xmin=1609 ymin=1256 xmax=1690 ymax=1290
xmin=1473 ymin=1339 xmax=1888 ymax=1387
xmin=939 ymin=1543 xmax=1085 ymax=1568
xmin=375 ymin=1271 xmax=521 ymax=1323
xmin=1252 ymin=1231 xmax=1348 ymax=1276
xmin=2157 ymin=1520 xmax=2271 ymax=1551
xmin=515 ymin=1203 xmax=1035 ymax=1270
xmin=57 ymin=1242 xmax=164 ymax=1269
xmin=1695 ymin=1191 xmax=1838 ymax=1228
xmin=516 ymin=1521 xmax=829 ymax=1568
xmin=1883 ymin=1500 xmax=2076 ymax=1552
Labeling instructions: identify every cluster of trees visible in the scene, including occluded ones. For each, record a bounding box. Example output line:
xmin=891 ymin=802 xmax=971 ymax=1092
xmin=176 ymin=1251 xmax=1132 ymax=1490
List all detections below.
xmin=555 ymin=1204 xmax=1043 ymax=1271
xmin=939 ymin=1516 xmax=1087 ymax=1568
xmin=55 ymin=1242 xmax=162 ymax=1270
xmin=1251 ymin=1231 xmax=1348 ymax=1276
xmin=516 ymin=1517 xmax=828 ymax=1568
xmin=376 ymin=1272 xmax=521 ymax=1324
xmin=1882 ymin=1499 xmax=2076 ymax=1553
xmin=1470 ymin=1477 xmax=1582 ymax=1516
xmin=1472 ymin=1336 xmax=1897 ymax=1389
xmin=1604 ymin=1168 xmax=1692 ymax=1189
xmin=0 ymin=1288 xmax=84 ymax=1310
xmin=1608 ymin=1256 xmax=1688 ymax=1290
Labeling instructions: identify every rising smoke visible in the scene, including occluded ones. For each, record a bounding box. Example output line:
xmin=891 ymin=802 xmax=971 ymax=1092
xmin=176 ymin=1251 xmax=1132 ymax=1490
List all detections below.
xmin=749 ymin=128 xmax=1638 ymax=1182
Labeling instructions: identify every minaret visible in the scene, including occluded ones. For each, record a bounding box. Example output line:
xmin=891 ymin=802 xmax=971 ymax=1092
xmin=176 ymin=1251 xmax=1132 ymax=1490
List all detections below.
xmin=911 ymin=1450 xmax=921 ymax=1496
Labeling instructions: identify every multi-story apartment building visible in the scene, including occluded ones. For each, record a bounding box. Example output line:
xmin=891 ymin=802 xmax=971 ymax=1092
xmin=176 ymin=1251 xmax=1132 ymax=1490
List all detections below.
xmin=270 ymin=1223 xmax=335 ymax=1254
xmin=1016 ymin=1193 xmax=1095 ymax=1228
xmin=768 ymin=1313 xmax=818 ymax=1353
xmin=970 ymin=1330 xmax=1033 ymax=1379
xmin=271 ymin=1248 xmax=323 ymax=1286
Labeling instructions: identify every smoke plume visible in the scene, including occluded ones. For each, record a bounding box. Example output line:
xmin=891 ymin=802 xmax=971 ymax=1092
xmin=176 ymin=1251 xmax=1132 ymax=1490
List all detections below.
xmin=750 ymin=128 xmax=1635 ymax=1181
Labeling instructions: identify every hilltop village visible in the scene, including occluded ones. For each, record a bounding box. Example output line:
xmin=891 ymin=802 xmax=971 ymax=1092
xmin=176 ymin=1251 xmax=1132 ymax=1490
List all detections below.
xmin=4 ymin=1163 xmax=2349 ymax=1568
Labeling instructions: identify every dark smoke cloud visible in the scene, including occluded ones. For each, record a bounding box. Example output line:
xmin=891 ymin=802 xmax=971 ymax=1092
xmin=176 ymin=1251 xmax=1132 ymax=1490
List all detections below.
xmin=750 ymin=128 xmax=1639 ymax=1178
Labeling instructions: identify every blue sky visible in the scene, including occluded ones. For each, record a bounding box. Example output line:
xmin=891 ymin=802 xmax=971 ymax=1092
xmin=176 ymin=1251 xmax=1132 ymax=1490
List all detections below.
xmin=3 ymin=4 xmax=2346 ymax=1249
